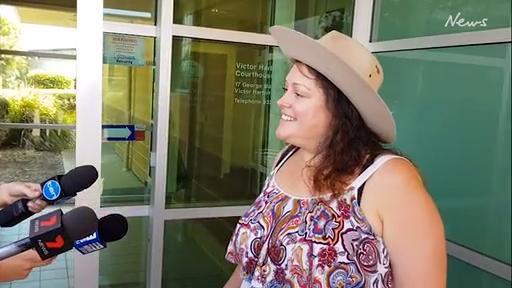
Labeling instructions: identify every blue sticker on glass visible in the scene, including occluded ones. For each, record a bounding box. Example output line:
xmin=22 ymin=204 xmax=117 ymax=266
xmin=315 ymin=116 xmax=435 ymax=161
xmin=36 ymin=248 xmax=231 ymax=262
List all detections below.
xmin=42 ymin=180 xmax=61 ymax=201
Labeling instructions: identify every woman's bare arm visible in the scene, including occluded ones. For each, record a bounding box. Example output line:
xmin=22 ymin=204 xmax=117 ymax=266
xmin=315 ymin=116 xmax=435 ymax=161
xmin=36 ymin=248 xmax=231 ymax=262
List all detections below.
xmin=224 ymin=264 xmax=243 ymax=288
xmin=367 ymin=159 xmax=446 ymax=288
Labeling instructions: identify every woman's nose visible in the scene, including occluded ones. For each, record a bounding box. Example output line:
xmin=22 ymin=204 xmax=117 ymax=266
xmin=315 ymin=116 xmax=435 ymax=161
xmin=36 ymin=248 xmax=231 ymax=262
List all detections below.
xmin=277 ymin=93 xmax=290 ymax=109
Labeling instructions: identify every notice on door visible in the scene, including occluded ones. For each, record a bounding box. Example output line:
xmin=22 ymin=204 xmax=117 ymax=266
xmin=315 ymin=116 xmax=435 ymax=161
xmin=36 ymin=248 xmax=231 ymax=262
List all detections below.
xmin=104 ymin=34 xmax=145 ymax=66
xmin=234 ymin=62 xmax=272 ymax=105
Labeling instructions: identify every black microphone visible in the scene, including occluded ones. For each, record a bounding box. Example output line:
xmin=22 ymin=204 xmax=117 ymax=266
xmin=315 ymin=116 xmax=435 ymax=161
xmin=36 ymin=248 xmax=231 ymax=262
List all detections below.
xmin=0 ymin=206 xmax=98 ymax=261
xmin=0 ymin=165 xmax=98 ymax=227
xmin=73 ymin=213 xmax=128 ymax=254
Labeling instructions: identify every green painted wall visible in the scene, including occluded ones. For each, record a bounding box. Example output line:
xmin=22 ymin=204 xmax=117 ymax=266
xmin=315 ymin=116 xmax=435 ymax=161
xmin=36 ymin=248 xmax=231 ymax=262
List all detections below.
xmin=377 ymin=44 xmax=511 ymax=265
xmin=373 ymin=0 xmax=511 ymax=41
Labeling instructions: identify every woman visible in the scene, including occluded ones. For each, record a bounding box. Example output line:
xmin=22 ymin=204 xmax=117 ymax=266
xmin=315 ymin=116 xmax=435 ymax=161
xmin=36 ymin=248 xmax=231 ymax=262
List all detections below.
xmin=225 ymin=26 xmax=446 ymax=287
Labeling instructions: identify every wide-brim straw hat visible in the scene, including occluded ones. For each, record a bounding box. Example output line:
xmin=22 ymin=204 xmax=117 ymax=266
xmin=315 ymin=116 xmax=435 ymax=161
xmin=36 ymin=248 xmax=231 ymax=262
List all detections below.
xmin=269 ymin=26 xmax=396 ymax=143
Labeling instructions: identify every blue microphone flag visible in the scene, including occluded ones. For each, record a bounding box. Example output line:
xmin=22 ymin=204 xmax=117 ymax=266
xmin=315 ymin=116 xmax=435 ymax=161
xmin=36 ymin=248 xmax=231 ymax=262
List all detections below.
xmin=73 ymin=231 xmax=106 ymax=254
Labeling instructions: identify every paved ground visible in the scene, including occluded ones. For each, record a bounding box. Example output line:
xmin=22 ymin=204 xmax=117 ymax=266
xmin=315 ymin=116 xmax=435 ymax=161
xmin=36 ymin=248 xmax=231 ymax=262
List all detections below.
xmin=0 ymin=148 xmax=64 ymax=183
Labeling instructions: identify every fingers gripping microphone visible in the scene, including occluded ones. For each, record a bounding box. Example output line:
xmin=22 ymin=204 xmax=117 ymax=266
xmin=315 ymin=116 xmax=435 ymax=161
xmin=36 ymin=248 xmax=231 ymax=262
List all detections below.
xmin=0 ymin=206 xmax=98 ymax=261
xmin=0 ymin=165 xmax=98 ymax=227
xmin=73 ymin=214 xmax=128 ymax=255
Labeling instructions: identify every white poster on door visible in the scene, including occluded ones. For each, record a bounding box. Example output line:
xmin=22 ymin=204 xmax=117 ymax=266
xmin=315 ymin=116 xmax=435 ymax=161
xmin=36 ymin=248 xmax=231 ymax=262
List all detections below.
xmin=103 ymin=34 xmax=145 ymax=66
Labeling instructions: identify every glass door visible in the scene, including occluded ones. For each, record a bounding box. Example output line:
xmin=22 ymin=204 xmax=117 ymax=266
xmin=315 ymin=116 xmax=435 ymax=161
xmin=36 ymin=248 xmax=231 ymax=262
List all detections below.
xmin=160 ymin=0 xmax=357 ymax=286
xmin=0 ymin=3 xmax=77 ymax=287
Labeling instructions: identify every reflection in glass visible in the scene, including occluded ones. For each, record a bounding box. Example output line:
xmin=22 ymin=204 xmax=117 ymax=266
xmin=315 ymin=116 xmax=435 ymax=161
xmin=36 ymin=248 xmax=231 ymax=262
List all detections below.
xmin=448 ymin=256 xmax=510 ymax=287
xmin=0 ymin=2 xmax=76 ymax=29
xmin=372 ymin=0 xmax=511 ymax=41
xmin=101 ymin=34 xmax=155 ymax=207
xmin=2 ymin=0 xmax=157 ymax=26
xmin=162 ymin=218 xmax=238 ymax=287
xmin=173 ymin=0 xmax=354 ymax=38
xmin=104 ymin=0 xmax=156 ymax=25
xmin=377 ymin=44 xmax=511 ymax=264
xmin=99 ymin=217 xmax=149 ymax=288
xmin=166 ymin=37 xmax=290 ymax=207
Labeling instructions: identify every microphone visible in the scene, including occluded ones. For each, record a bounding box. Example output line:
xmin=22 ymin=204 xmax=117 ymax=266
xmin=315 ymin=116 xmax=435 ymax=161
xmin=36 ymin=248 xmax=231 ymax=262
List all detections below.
xmin=0 ymin=165 xmax=98 ymax=227
xmin=0 ymin=206 xmax=98 ymax=261
xmin=73 ymin=213 xmax=128 ymax=255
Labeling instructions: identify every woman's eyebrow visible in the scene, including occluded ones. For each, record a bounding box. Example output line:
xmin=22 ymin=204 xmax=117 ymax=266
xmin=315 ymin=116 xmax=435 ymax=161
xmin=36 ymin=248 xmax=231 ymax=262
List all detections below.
xmin=291 ymin=82 xmax=311 ymax=91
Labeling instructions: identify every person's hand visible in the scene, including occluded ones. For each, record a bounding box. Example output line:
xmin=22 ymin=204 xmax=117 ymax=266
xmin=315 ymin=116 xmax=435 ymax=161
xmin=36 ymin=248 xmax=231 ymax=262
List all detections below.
xmin=0 ymin=182 xmax=47 ymax=213
xmin=0 ymin=249 xmax=55 ymax=282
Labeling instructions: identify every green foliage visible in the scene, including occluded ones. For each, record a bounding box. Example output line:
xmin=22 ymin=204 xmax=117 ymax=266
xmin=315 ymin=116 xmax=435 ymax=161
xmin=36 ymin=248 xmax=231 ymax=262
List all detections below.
xmin=54 ymin=93 xmax=76 ymax=112
xmin=0 ymin=96 xmax=8 ymax=120
xmin=0 ymin=17 xmax=28 ymax=88
xmin=53 ymin=93 xmax=76 ymax=124
xmin=27 ymin=73 xmax=73 ymax=89
xmin=30 ymin=129 xmax=75 ymax=152
xmin=0 ymin=17 xmax=75 ymax=151
xmin=0 ymin=96 xmax=8 ymax=145
xmin=6 ymin=94 xmax=39 ymax=123
xmin=2 ymin=94 xmax=40 ymax=148
xmin=0 ymin=92 xmax=76 ymax=150
xmin=0 ymin=55 xmax=29 ymax=89
xmin=0 ymin=17 xmax=19 ymax=50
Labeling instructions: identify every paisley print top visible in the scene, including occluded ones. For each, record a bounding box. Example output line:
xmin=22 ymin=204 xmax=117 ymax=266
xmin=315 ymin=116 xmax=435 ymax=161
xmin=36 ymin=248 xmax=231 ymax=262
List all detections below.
xmin=226 ymin=148 xmax=401 ymax=288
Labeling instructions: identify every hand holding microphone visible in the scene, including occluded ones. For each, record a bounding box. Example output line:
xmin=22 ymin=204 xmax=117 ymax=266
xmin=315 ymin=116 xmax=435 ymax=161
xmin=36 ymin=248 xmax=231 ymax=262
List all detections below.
xmin=0 ymin=206 xmax=98 ymax=282
xmin=0 ymin=206 xmax=98 ymax=261
xmin=0 ymin=209 xmax=129 ymax=282
xmin=0 ymin=182 xmax=47 ymax=213
xmin=0 ymin=165 xmax=98 ymax=227
xmin=0 ymin=249 xmax=55 ymax=282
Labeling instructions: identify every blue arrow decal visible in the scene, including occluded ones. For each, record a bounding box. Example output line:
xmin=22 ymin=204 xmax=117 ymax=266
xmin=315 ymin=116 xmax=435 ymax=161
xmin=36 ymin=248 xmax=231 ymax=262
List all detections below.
xmin=102 ymin=124 xmax=135 ymax=141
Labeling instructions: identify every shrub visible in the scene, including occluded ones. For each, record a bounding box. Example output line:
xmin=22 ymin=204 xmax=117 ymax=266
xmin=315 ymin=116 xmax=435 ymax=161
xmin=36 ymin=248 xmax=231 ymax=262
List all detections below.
xmin=0 ymin=93 xmax=75 ymax=150
xmin=27 ymin=73 xmax=73 ymax=89
xmin=0 ymin=17 xmax=29 ymax=89
xmin=54 ymin=93 xmax=76 ymax=112
xmin=0 ymin=96 xmax=8 ymax=120
xmin=30 ymin=129 xmax=74 ymax=152
xmin=0 ymin=96 xmax=8 ymax=145
xmin=1 ymin=95 xmax=38 ymax=147
xmin=6 ymin=94 xmax=39 ymax=123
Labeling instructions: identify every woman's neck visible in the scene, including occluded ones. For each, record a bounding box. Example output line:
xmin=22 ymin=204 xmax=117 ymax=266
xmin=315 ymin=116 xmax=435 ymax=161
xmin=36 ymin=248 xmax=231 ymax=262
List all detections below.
xmin=295 ymin=146 xmax=319 ymax=167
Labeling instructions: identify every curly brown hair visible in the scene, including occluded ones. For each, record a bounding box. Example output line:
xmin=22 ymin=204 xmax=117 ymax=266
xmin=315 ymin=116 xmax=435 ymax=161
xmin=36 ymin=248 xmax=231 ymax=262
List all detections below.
xmin=294 ymin=61 xmax=398 ymax=195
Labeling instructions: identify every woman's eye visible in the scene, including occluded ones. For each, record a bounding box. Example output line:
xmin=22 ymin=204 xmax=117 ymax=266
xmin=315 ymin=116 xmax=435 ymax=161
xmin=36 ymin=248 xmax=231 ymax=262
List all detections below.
xmin=282 ymin=87 xmax=304 ymax=98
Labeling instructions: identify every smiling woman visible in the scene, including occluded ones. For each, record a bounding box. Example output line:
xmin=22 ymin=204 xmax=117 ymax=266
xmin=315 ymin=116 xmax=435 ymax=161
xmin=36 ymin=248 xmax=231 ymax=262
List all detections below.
xmin=224 ymin=26 xmax=447 ymax=288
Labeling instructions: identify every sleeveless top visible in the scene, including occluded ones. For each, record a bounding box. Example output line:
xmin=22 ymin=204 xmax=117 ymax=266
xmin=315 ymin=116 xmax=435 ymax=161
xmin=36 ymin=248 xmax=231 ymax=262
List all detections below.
xmin=225 ymin=147 xmax=404 ymax=288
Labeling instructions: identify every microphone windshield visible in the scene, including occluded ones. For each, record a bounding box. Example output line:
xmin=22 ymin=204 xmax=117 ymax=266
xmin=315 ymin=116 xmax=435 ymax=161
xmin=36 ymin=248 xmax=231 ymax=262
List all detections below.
xmin=62 ymin=207 xmax=98 ymax=241
xmin=60 ymin=165 xmax=98 ymax=196
xmin=98 ymin=214 xmax=128 ymax=242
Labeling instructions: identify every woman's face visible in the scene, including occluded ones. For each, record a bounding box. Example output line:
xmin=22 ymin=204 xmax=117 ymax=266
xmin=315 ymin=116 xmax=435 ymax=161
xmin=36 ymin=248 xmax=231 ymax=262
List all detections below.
xmin=276 ymin=64 xmax=333 ymax=150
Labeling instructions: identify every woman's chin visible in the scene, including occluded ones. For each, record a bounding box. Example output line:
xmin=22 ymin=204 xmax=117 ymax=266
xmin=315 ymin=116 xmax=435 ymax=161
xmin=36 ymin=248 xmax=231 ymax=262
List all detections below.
xmin=275 ymin=129 xmax=291 ymax=142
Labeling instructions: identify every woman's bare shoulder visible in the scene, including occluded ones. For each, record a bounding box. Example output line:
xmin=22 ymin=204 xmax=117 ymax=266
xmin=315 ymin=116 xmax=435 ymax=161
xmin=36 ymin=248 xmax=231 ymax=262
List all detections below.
xmin=371 ymin=156 xmax=424 ymax=189
xmin=364 ymin=156 xmax=432 ymax=214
